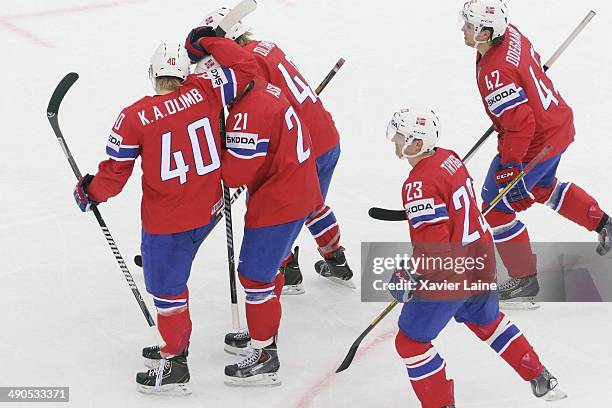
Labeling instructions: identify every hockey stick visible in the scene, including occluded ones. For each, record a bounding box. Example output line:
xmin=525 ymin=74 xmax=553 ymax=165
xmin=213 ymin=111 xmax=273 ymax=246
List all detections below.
xmin=214 ymin=0 xmax=258 ymax=37
xmin=335 ymin=300 xmax=398 ymax=373
xmin=369 ymin=10 xmax=596 ymax=222
xmin=133 ymin=57 xmax=346 ymax=267
xmin=336 ymin=145 xmax=552 ymax=373
xmin=47 ymin=73 xmax=165 ymax=347
xmin=461 ymin=10 xmax=596 ymax=164
xmin=219 ymin=109 xmax=241 ymax=329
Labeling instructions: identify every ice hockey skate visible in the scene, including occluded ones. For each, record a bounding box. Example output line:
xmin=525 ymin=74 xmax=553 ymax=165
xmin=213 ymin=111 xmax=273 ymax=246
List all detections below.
xmin=281 ymin=246 xmax=305 ymax=295
xmin=596 ymin=215 xmax=612 ymax=256
xmin=136 ymin=355 xmax=191 ymax=396
xmin=142 ymin=343 xmax=189 ymax=369
xmin=224 ymin=341 xmax=281 ymax=386
xmin=314 ymin=246 xmax=356 ymax=288
xmin=224 ymin=328 xmax=252 ymax=357
xmin=498 ymin=275 xmax=540 ymax=310
xmin=531 ymin=368 xmax=567 ymax=401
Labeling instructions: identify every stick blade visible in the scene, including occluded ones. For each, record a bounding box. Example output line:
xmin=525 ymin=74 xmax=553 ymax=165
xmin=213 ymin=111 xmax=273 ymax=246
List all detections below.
xmin=47 ymin=72 xmax=79 ymax=117
xmin=216 ymin=0 xmax=257 ymax=36
xmin=336 ymin=343 xmax=360 ymax=373
xmin=368 ymin=207 xmax=407 ymax=221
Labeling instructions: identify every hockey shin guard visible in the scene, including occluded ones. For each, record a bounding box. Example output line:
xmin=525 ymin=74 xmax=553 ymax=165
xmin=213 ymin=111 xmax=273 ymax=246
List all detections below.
xmin=240 ymin=274 xmax=281 ymax=348
xmin=465 ymin=312 xmax=544 ymax=381
xmin=534 ymin=180 xmax=605 ymax=231
xmin=154 ymin=288 xmax=191 ymax=357
xmin=395 ymin=331 xmax=455 ymax=408
xmin=306 ymin=205 xmax=341 ymax=258
xmin=485 ymin=208 xmax=537 ymax=279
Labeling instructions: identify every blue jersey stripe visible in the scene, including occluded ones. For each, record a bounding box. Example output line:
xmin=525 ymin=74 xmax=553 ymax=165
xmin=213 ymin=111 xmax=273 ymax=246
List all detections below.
xmin=491 ymin=88 xmax=528 ymax=116
xmin=410 ymin=206 xmax=449 ymax=226
xmin=106 ymin=145 xmax=140 ymax=159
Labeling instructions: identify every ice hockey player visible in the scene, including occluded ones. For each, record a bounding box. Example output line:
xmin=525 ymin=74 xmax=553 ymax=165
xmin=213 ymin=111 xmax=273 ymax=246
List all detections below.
xmin=386 ymin=107 xmax=566 ymax=407
xmin=196 ymin=7 xmax=353 ymax=295
xmin=460 ymin=0 xmax=611 ymax=306
xmin=193 ymin=59 xmax=323 ymax=382
xmin=72 ymin=31 xmax=257 ymax=394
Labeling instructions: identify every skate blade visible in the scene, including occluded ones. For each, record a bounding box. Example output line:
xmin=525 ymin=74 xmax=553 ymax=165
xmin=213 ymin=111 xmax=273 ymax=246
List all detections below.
xmin=543 ymin=387 xmax=567 ymax=402
xmin=281 ymin=284 xmax=305 ymax=296
xmin=500 ymin=298 xmax=540 ymax=311
xmin=224 ymin=343 xmax=252 ymax=357
xmin=323 ymin=275 xmax=357 ymax=289
xmin=224 ymin=372 xmax=281 ymax=387
xmin=137 ymin=382 xmax=191 ymax=396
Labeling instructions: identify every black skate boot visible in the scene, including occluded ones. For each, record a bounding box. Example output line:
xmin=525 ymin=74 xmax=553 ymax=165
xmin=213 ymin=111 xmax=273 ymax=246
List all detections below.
xmin=224 ymin=328 xmax=252 ymax=357
xmin=596 ymin=214 xmax=611 ymax=256
xmin=142 ymin=343 xmax=189 ymax=369
xmin=498 ymin=274 xmax=540 ymax=310
xmin=136 ymin=354 xmax=191 ymax=395
xmin=531 ymin=368 xmax=567 ymax=401
xmin=281 ymin=246 xmax=305 ymax=295
xmin=314 ymin=246 xmax=356 ymax=289
xmin=224 ymin=341 xmax=281 ymax=386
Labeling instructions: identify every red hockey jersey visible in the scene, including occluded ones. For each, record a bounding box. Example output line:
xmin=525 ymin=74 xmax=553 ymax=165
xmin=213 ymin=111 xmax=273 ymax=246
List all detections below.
xmin=222 ymin=79 xmax=323 ymax=228
xmin=243 ymin=40 xmax=340 ymax=158
xmin=476 ymin=24 xmax=575 ymax=164
xmin=87 ymin=38 xmax=257 ymax=234
xmin=402 ymin=148 xmax=495 ymax=298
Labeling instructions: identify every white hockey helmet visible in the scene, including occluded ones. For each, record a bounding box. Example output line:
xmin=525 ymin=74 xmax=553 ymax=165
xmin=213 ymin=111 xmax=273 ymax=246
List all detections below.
xmin=386 ymin=108 xmax=440 ymax=159
xmin=149 ymin=42 xmax=190 ymax=92
xmin=200 ymin=7 xmax=250 ymax=41
xmin=461 ymin=0 xmax=509 ymax=45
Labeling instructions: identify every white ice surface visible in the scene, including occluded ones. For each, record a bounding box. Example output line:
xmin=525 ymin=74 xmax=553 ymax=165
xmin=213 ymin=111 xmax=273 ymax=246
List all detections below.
xmin=1 ymin=1 xmax=612 ymax=407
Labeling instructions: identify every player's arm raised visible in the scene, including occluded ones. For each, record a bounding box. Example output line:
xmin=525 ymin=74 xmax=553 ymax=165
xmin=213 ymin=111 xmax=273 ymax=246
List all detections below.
xmin=185 ymin=27 xmax=257 ymax=107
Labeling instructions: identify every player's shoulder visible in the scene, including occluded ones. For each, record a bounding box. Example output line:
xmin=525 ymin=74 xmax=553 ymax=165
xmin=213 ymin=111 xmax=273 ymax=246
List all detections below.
xmin=121 ymin=95 xmax=153 ymax=113
xmin=410 ymin=148 xmax=457 ymax=177
xmin=113 ymin=95 xmax=154 ymax=129
xmin=236 ymin=79 xmax=289 ymax=112
xmin=244 ymin=39 xmax=283 ymax=58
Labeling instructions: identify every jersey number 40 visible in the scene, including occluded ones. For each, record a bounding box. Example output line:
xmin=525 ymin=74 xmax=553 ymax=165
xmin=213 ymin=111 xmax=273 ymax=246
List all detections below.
xmin=160 ymin=117 xmax=220 ymax=184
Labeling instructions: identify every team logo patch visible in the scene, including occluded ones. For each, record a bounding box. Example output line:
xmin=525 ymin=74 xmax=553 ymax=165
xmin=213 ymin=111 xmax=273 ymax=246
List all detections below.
xmin=226 ymin=132 xmax=259 ymax=150
xmin=485 ymin=82 xmax=527 ymax=117
xmin=106 ymin=131 xmax=122 ymax=152
xmin=405 ymin=198 xmax=436 ymax=220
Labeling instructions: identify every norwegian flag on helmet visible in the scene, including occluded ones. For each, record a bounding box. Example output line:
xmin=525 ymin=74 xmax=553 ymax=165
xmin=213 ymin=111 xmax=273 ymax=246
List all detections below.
xmin=205 ymin=16 xmax=214 ymax=25
xmin=485 ymin=6 xmax=496 ymax=14
xmin=416 ymin=117 xmax=427 ymax=126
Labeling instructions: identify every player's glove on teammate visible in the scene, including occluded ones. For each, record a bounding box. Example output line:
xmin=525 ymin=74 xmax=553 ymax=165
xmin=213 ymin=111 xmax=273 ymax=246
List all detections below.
xmin=388 ymin=265 xmax=419 ymax=303
xmin=494 ymin=162 xmax=535 ymax=212
xmin=73 ymin=174 xmax=97 ymax=212
xmin=185 ymin=26 xmax=217 ymax=62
